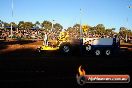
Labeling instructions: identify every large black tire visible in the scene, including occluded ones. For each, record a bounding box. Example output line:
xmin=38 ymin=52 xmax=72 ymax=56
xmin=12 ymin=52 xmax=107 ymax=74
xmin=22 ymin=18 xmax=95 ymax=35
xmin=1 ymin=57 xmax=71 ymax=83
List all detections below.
xmin=37 ymin=48 xmax=41 ymax=53
xmin=94 ymin=49 xmax=102 ymax=56
xmin=59 ymin=44 xmax=72 ymax=55
xmin=104 ymin=49 xmax=112 ymax=56
xmin=36 ymin=48 xmax=42 ymax=56
xmin=85 ymin=44 xmax=92 ymax=51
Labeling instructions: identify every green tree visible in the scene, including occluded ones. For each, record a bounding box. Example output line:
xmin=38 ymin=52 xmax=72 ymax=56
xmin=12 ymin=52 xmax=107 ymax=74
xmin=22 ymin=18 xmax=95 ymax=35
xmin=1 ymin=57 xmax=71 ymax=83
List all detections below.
xmin=0 ymin=20 xmax=4 ymax=29
xmin=4 ymin=22 xmax=10 ymax=28
xmin=73 ymin=24 xmax=81 ymax=33
xmin=66 ymin=27 xmax=73 ymax=33
xmin=41 ymin=20 xmax=52 ymax=31
xmin=105 ymin=28 xmax=115 ymax=35
xmin=10 ymin=22 xmax=17 ymax=28
xmin=18 ymin=21 xmax=25 ymax=29
xmin=53 ymin=23 xmax=63 ymax=32
xmin=119 ymin=27 xmax=127 ymax=38
xmin=95 ymin=24 xmax=105 ymax=34
xmin=127 ymin=30 xmax=132 ymax=37
xmin=89 ymin=26 xmax=96 ymax=35
xmin=24 ymin=22 xmax=34 ymax=30
xmin=119 ymin=27 xmax=132 ymax=42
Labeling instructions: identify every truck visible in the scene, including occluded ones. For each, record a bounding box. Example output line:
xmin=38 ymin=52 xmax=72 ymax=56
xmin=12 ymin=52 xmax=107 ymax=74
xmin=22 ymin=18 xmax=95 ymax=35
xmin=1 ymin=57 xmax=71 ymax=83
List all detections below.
xmin=37 ymin=30 xmax=120 ymax=56
xmin=82 ymin=37 xmax=120 ymax=56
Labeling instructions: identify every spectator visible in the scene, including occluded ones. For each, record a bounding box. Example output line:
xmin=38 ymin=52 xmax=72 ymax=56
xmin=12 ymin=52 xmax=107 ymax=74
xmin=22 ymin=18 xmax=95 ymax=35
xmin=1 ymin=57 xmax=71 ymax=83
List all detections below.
xmin=43 ymin=32 xmax=48 ymax=46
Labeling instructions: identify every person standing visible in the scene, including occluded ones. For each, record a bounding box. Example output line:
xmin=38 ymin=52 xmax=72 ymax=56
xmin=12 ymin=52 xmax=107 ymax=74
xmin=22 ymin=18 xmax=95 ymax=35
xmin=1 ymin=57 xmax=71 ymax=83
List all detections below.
xmin=43 ymin=32 xmax=48 ymax=46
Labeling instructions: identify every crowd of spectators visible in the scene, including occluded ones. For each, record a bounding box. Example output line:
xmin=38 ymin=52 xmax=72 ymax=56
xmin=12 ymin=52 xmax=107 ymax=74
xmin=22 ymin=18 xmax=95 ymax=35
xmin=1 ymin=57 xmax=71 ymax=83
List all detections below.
xmin=0 ymin=28 xmax=131 ymax=43
xmin=0 ymin=28 xmax=59 ymax=41
xmin=0 ymin=29 xmax=115 ymax=40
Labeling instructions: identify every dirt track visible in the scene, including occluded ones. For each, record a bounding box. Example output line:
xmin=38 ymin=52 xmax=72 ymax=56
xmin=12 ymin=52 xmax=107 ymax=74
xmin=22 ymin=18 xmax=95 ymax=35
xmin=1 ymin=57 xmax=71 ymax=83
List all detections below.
xmin=0 ymin=40 xmax=132 ymax=88
xmin=0 ymin=40 xmax=132 ymax=54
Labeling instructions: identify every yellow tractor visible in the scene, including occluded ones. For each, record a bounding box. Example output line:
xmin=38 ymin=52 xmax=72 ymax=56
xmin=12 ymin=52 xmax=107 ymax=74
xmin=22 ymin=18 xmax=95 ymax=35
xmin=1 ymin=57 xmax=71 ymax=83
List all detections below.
xmin=37 ymin=31 xmax=71 ymax=54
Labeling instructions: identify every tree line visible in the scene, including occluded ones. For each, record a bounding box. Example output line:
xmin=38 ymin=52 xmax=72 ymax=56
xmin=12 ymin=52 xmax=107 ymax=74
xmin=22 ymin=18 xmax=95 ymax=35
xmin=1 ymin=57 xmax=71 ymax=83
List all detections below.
xmin=0 ymin=20 xmax=132 ymax=39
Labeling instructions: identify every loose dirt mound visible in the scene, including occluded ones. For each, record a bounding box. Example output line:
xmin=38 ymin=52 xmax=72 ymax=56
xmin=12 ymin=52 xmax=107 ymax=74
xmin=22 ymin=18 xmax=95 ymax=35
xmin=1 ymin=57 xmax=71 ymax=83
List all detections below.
xmin=0 ymin=40 xmax=42 ymax=54
xmin=0 ymin=45 xmax=41 ymax=54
